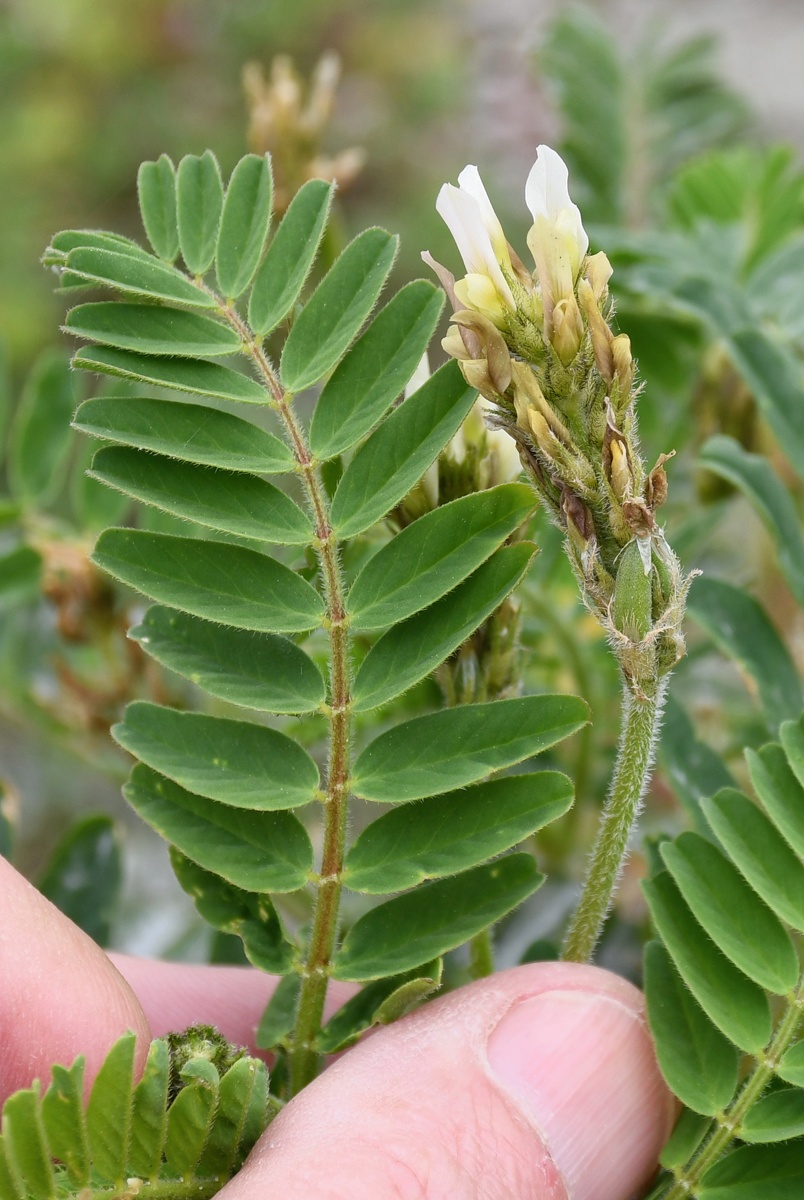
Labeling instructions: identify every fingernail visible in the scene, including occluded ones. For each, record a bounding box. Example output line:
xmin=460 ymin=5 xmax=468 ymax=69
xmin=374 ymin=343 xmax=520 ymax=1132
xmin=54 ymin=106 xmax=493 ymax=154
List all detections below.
xmin=486 ymin=989 xmax=671 ymax=1200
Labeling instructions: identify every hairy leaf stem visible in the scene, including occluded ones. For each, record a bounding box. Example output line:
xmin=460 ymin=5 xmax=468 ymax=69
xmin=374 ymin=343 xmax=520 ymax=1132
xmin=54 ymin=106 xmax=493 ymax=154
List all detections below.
xmin=562 ymin=678 xmax=665 ymax=963
xmin=218 ymin=300 xmax=353 ymax=1095
xmin=662 ymin=974 xmax=804 ymax=1199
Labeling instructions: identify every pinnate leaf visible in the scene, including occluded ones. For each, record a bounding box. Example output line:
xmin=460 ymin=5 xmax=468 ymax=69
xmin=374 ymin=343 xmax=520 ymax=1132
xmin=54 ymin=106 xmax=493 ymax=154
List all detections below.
xmin=73 ymin=396 xmax=293 ymax=474
xmin=65 ymin=302 xmax=240 ymax=357
xmin=137 ymin=155 xmax=179 ymax=262
xmin=113 ymin=701 xmax=319 ymax=810
xmin=309 ymin=280 xmax=444 ymax=458
xmin=699 ymin=1141 xmax=804 ymax=1198
xmin=348 ymin=484 xmax=536 ymax=630
xmin=352 ymin=694 xmax=588 ymax=803
xmin=216 ymin=154 xmax=273 ymax=298
xmin=9 ymin=351 xmax=74 ymax=504
xmin=353 ymin=543 xmax=536 ymax=711
xmin=89 ymin=446 xmax=311 ymax=543
xmin=123 ymin=764 xmax=314 ymax=891
xmin=740 ymin=1088 xmax=804 ymax=1143
xmin=317 ymin=961 xmax=442 ymax=1052
xmin=85 ymin=1033 xmax=136 ymax=1184
xmin=248 ymin=178 xmax=332 ymax=335
xmin=344 ymin=771 xmax=572 ymax=893
xmin=281 ymin=228 xmax=398 ymax=392
xmin=93 ymin=528 xmax=324 ymax=633
xmin=333 ymin=855 xmax=543 ymax=981
xmin=331 ymin=360 xmax=477 ymax=538
xmin=130 ymin=606 xmax=325 ymax=714
xmin=62 ymin=245 xmax=214 ymax=307
xmin=73 ymin=345 xmax=265 ymax=404
xmin=177 ymin=150 xmax=224 ymax=275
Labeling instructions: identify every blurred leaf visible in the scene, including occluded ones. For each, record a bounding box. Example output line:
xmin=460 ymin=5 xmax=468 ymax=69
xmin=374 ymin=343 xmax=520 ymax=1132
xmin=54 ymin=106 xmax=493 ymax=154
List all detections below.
xmin=113 ymin=702 xmax=319 ymax=811
xmin=8 ymin=350 xmax=74 ymax=504
xmin=0 ymin=545 xmax=41 ymax=611
xmin=216 ymin=154 xmax=273 ymax=299
xmin=124 ymin=764 xmax=313 ymax=891
xmin=38 ymin=815 xmax=121 ymax=946
xmin=73 ymin=396 xmax=293 ymax=474
xmin=698 ymin=435 xmax=804 ymax=606
xmin=93 ymin=529 xmax=324 ymax=632
xmin=88 ymin=447 xmax=312 ymax=543
xmin=645 ymin=941 xmax=739 ymax=1116
xmin=130 ymin=606 xmax=325 ymax=715
xmin=333 ymin=855 xmax=542 ymax=981
xmin=280 ymin=228 xmax=398 ymax=392
xmin=309 ymin=280 xmax=444 ymax=459
xmin=73 ymin=346 xmax=265 ymax=404
xmin=348 ymin=485 xmax=535 ymax=630
xmin=353 ymin=694 xmax=588 ymax=803
xmin=687 ymin=577 xmax=802 ymax=731
xmin=344 ymin=771 xmax=572 ymax=893
xmin=248 ymin=179 xmax=333 ymax=337
xmin=353 ymin=543 xmax=536 ymax=711
xmin=256 ymin=974 xmax=300 ymax=1050
xmin=331 ymin=360 xmax=477 ymax=538
xmin=66 ymin=302 xmax=240 ymax=358
xmin=0 ymin=1091 xmax=51 ymax=1198
xmin=137 ymin=155 xmax=179 ymax=263
xmin=177 ymin=151 xmax=224 ymax=276
xmin=659 ymin=695 xmax=735 ymax=835
xmin=642 ymin=871 xmax=771 ymax=1052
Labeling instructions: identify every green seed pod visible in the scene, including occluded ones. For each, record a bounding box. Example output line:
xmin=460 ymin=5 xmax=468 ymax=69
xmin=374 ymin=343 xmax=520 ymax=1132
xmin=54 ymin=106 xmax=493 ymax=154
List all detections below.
xmin=612 ymin=537 xmax=652 ymax=642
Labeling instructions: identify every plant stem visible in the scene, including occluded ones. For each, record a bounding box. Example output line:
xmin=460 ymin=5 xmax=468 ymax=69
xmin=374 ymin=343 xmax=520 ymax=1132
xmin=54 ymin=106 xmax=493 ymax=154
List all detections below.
xmin=219 ymin=303 xmax=353 ymax=1096
xmin=562 ymin=677 xmax=665 ymax=963
xmin=662 ymin=975 xmax=804 ymax=1199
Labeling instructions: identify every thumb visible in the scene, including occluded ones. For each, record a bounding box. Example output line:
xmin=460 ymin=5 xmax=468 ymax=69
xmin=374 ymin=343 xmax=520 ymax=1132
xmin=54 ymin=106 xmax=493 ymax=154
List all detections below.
xmin=225 ymin=961 xmax=675 ymax=1200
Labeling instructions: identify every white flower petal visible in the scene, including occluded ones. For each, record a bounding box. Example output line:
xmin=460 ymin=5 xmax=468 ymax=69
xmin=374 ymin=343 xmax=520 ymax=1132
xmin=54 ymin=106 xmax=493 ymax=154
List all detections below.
xmin=525 ymin=145 xmax=588 ymax=264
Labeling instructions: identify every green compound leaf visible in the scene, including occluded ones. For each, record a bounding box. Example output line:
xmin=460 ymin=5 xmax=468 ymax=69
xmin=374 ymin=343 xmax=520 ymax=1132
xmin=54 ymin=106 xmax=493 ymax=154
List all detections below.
xmin=41 ymin=1061 xmax=89 ymax=1186
xmin=660 ymin=832 xmax=798 ymax=994
xmin=137 ymin=155 xmax=179 ymax=262
xmin=727 ymin=328 xmax=804 ymax=483
xmin=0 ymin=1090 xmax=52 ymax=1199
xmin=73 ymin=345 xmax=265 ymax=404
xmin=65 ymin=302 xmax=241 ymax=357
xmin=642 ymin=872 xmax=772 ymax=1053
xmin=740 ymin=1088 xmax=804 ymax=1144
xmin=216 ymin=154 xmax=273 ymax=298
xmin=197 ymin=1055 xmax=268 ymax=1179
xmin=659 ymin=1109 xmax=712 ymax=1172
xmin=45 ymin=229 xmax=157 ymax=266
xmin=687 ymin=576 xmax=802 ymax=731
xmin=317 ymin=961 xmax=442 ymax=1053
xmin=86 ymin=1032 xmax=136 ymax=1185
xmin=699 ymin=1141 xmax=804 ymax=1198
xmin=309 ymin=280 xmax=445 ymax=459
xmin=164 ymin=1067 xmax=218 ymax=1177
xmin=93 ymin=529 xmax=324 ymax=633
xmin=130 ymin=606 xmax=325 ymax=714
xmin=702 ymin=789 xmax=804 ymax=932
xmin=38 ymin=815 xmax=121 ymax=946
xmin=353 ymin=543 xmax=536 ymax=712
xmin=348 ymin=484 xmax=536 ymax=630
xmin=644 ymin=941 xmax=740 ymax=1116
xmin=124 ymin=764 xmax=313 ymax=891
xmin=280 ymin=227 xmax=398 ymax=392
xmin=333 ymin=855 xmax=543 ymax=981
xmin=89 ymin=447 xmax=312 ymax=544
xmin=171 ymin=849 xmax=295 ymax=973
xmin=9 ymin=350 xmax=74 ymax=505
xmin=352 ymin=694 xmax=588 ymax=804
xmin=748 ymin=740 xmax=804 ymax=860
xmin=127 ymin=1038 xmax=169 ymax=1181
xmin=344 ymin=771 xmax=572 ymax=893
xmin=331 ymin=360 xmax=478 ymax=538
xmin=62 ymin=245 xmax=215 ymax=308
xmin=699 ymin=434 xmax=804 ymax=606
xmin=248 ymin=178 xmax=333 ymax=336
xmin=73 ymin=396 xmax=294 ymax=474
xmin=177 ymin=150 xmax=224 ymax=276
xmin=113 ymin=701 xmax=319 ymax=811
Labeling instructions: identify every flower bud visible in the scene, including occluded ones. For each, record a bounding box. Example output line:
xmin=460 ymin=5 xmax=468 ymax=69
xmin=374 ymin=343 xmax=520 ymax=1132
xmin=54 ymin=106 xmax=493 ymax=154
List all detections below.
xmin=612 ymin=334 xmax=634 ymax=394
xmin=525 ymin=146 xmax=588 ymax=347
xmin=611 ymin=538 xmax=653 ymax=643
xmin=609 ymin=438 xmax=631 ymax=501
xmin=551 ymin=295 xmax=585 ymax=365
xmin=577 ymin=276 xmax=614 ymax=381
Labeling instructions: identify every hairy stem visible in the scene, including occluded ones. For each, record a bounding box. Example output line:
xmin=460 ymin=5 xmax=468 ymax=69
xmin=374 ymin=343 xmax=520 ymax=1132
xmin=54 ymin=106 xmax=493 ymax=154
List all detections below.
xmin=662 ymin=974 xmax=804 ymax=1199
xmin=218 ymin=304 xmax=353 ymax=1096
xmin=562 ymin=677 xmax=665 ymax=963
